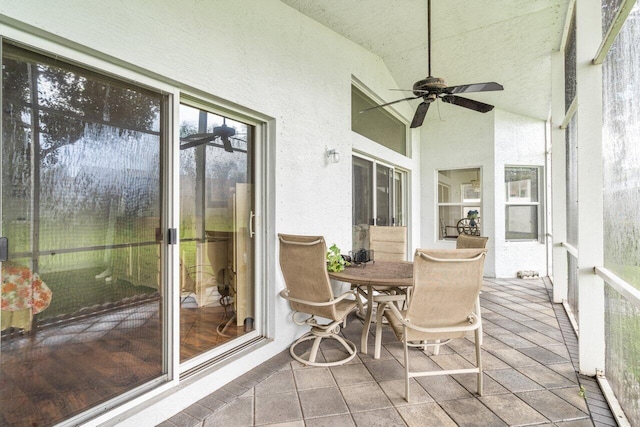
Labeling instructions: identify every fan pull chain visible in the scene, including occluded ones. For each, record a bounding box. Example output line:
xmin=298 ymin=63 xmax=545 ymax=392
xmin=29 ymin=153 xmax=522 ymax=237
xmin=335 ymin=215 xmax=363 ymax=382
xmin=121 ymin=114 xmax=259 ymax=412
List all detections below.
xmin=436 ymin=98 xmax=446 ymax=122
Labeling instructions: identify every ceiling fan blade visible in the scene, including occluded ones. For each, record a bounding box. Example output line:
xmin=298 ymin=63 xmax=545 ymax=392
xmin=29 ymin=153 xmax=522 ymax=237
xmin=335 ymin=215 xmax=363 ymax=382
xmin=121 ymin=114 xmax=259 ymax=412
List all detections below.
xmin=180 ymin=134 xmax=219 ymax=150
xmin=442 ymin=95 xmax=494 ymax=113
xmin=221 ymin=137 xmax=234 ymax=153
xmin=444 ymin=82 xmax=503 ymax=94
xmin=360 ymin=96 xmax=421 ymax=113
xmin=410 ymin=101 xmax=431 ymax=128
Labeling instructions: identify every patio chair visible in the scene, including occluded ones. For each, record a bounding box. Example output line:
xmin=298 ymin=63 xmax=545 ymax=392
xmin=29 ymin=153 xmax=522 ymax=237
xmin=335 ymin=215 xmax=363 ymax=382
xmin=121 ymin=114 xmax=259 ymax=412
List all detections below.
xmin=456 ymin=234 xmax=488 ymax=249
xmin=278 ymin=234 xmax=358 ymax=366
xmin=374 ymin=248 xmax=486 ymax=402
xmin=363 ymin=225 xmax=409 ymax=317
xmin=456 ymin=234 xmax=488 ymax=345
xmin=369 ymin=225 xmax=407 ymax=261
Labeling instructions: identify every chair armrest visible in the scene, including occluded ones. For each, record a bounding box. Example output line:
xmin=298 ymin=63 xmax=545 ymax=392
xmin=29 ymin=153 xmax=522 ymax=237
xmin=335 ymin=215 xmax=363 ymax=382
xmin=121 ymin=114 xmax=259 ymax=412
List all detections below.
xmin=377 ymin=301 xmax=480 ymax=334
xmin=279 ymin=289 xmax=357 ymax=307
xmin=416 ymin=251 xmax=485 ymax=263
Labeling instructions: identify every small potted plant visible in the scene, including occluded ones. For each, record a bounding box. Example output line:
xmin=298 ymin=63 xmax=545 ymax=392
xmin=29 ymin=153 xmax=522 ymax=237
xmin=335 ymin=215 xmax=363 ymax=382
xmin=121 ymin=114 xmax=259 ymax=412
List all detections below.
xmin=327 ymin=244 xmax=350 ymax=272
xmin=467 ymin=209 xmax=479 ymax=227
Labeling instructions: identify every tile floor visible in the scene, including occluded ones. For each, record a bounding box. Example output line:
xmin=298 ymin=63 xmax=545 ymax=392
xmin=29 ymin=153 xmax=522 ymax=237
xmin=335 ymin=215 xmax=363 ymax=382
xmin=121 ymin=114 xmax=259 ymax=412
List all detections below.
xmin=157 ymin=277 xmax=617 ymax=427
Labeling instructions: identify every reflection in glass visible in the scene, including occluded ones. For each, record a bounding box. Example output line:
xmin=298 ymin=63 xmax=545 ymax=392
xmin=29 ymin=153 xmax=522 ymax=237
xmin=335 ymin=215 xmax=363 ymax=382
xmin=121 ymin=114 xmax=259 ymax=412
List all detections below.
xmin=1 ymin=42 xmax=163 ymax=426
xmin=376 ymin=165 xmax=391 ymax=226
xmin=351 ymin=86 xmax=406 ymax=155
xmin=179 ymin=103 xmax=254 ymax=362
xmin=352 ymin=157 xmax=373 ymax=250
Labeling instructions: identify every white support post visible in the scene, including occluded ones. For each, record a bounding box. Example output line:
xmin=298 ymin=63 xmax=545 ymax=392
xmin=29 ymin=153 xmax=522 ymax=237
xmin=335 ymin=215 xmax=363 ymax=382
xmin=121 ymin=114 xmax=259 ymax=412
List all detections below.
xmin=550 ymin=51 xmax=568 ymax=304
xmin=575 ymin=0 xmax=605 ymax=376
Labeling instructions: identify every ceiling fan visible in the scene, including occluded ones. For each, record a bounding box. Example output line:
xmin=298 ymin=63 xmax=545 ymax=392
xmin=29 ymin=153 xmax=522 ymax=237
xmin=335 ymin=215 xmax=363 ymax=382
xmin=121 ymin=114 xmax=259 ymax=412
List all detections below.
xmin=180 ymin=121 xmax=238 ymax=153
xmin=361 ymin=0 xmax=504 ymax=128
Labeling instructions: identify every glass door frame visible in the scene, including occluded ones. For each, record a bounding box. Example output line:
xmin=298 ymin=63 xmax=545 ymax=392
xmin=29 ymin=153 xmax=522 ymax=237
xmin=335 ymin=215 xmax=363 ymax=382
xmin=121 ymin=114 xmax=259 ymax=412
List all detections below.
xmin=175 ymin=94 xmax=269 ymax=376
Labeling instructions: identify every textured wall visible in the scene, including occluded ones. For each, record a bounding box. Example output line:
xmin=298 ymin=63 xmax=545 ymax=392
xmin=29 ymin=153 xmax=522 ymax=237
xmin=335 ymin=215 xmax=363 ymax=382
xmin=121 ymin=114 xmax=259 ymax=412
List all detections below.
xmin=494 ymin=109 xmax=548 ymax=278
xmin=420 ymin=106 xmax=496 ymax=276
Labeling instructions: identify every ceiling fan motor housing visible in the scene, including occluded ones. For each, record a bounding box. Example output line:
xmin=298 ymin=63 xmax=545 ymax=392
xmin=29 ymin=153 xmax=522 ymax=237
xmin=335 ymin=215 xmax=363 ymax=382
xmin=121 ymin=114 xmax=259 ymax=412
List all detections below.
xmin=213 ymin=124 xmax=236 ymax=139
xmin=412 ymin=76 xmax=448 ymax=97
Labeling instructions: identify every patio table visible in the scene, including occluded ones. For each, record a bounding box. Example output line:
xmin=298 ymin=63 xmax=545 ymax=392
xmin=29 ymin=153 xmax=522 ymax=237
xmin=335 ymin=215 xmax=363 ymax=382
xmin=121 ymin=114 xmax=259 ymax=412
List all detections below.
xmin=328 ymin=260 xmax=413 ymax=354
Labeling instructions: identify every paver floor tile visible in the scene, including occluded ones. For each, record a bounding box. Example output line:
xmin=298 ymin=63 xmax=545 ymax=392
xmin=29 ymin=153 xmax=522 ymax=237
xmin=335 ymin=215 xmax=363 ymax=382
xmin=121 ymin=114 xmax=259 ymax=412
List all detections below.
xmin=293 ymin=367 xmax=336 ymax=390
xmin=396 ymin=402 xmax=457 ymax=427
xmin=439 ymin=397 xmax=507 ymax=426
xmin=517 ymin=389 xmax=589 ymax=422
xmin=330 ymin=362 xmax=375 ymax=387
xmin=254 ymin=391 xmax=302 ymax=425
xmin=298 ymin=387 xmax=349 ymax=418
xmin=351 ymin=408 xmax=407 ymax=427
xmin=341 ymin=383 xmax=392 ymax=413
xmin=485 ymin=368 xmax=545 ymax=393
xmin=479 ymin=393 xmax=548 ymax=425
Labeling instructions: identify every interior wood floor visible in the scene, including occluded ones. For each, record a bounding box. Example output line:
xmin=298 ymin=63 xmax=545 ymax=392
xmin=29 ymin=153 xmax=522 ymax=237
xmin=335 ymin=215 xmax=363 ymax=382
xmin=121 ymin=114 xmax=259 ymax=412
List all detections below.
xmin=0 ymin=300 xmax=244 ymax=427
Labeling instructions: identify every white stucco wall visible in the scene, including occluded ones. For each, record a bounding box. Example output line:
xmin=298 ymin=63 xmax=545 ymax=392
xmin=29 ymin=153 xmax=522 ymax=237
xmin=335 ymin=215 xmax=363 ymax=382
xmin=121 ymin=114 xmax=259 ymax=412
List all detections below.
xmin=420 ymin=106 xmax=497 ymax=276
xmin=419 ymin=106 xmax=548 ymax=278
xmin=494 ymin=109 xmax=548 ymax=278
xmin=0 ymin=1 xmax=420 ymax=425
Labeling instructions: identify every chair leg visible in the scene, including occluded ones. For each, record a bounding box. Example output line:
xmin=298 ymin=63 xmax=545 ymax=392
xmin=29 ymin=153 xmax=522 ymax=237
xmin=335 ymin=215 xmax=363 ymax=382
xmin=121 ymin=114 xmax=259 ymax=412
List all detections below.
xmin=475 ymin=328 xmax=483 ymax=396
xmin=309 ymin=335 xmax=323 ymax=363
xmin=403 ymin=335 xmax=411 ymax=402
xmin=289 ymin=328 xmax=357 ymax=367
xmin=476 ymin=296 xmax=483 ymax=346
xmin=330 ymin=334 xmax=357 ymax=356
xmin=374 ymin=303 xmax=386 ymax=359
xmin=433 ymin=339 xmax=441 ymax=355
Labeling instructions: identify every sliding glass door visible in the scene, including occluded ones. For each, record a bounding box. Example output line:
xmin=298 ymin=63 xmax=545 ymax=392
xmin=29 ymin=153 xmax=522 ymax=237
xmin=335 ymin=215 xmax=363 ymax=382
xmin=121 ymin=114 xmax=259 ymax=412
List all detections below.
xmin=352 ymin=155 xmax=406 ymax=250
xmin=1 ymin=41 xmax=165 ymax=426
xmin=0 ymin=40 xmax=264 ymax=426
xmin=178 ymin=101 xmax=255 ymax=363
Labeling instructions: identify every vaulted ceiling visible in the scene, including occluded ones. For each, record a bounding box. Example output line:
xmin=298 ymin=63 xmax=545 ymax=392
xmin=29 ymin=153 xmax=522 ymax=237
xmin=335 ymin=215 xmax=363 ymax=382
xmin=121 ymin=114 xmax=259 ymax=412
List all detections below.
xmin=281 ymin=0 xmax=571 ymax=121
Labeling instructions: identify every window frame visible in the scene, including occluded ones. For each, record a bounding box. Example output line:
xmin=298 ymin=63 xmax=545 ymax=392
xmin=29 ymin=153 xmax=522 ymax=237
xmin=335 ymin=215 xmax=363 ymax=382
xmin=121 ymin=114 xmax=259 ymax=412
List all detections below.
xmin=436 ymin=167 xmax=483 ymax=240
xmin=352 ymin=153 xmax=407 ymax=227
xmin=350 ymin=81 xmax=409 ymax=156
xmin=504 ymin=165 xmax=544 ymax=242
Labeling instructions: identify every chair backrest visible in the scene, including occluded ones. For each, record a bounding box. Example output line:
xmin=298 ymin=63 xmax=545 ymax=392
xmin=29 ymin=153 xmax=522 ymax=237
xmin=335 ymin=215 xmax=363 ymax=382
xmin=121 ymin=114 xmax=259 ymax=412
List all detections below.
xmin=369 ymin=226 xmax=407 ymax=261
xmin=406 ymin=248 xmax=486 ymax=339
xmin=456 ymin=234 xmax=489 ymax=249
xmin=278 ymin=234 xmax=339 ymax=320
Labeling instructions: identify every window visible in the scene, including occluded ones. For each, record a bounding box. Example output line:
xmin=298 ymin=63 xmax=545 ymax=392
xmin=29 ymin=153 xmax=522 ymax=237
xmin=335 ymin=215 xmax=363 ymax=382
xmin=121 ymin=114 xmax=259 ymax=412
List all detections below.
xmin=352 ymin=155 xmax=406 ymax=250
xmin=505 ymin=166 xmax=542 ymax=240
xmin=351 ymin=85 xmax=407 ymax=155
xmin=437 ymin=168 xmax=482 ymax=239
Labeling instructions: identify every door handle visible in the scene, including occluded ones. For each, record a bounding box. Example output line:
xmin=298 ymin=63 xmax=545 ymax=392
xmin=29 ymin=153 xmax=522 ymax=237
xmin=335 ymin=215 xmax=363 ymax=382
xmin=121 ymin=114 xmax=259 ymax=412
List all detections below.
xmin=249 ymin=211 xmax=255 ymax=238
